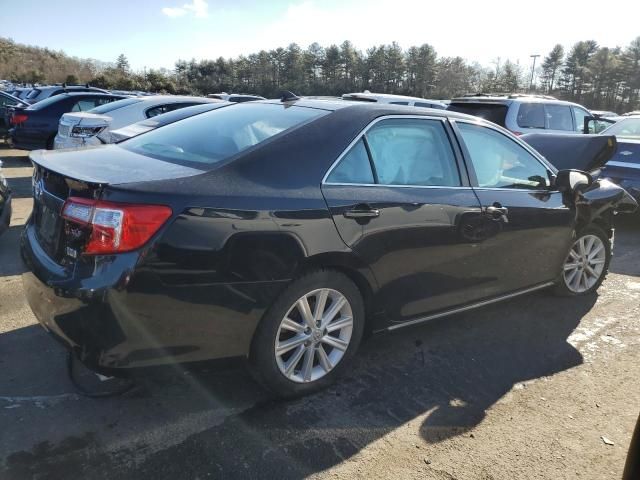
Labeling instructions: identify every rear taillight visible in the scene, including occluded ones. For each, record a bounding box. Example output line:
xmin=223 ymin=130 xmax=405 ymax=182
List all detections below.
xmin=10 ymin=113 xmax=28 ymax=125
xmin=62 ymin=197 xmax=172 ymax=255
xmin=511 ymin=130 xmax=523 ymax=136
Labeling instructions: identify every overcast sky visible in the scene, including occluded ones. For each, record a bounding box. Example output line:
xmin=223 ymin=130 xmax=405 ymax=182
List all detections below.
xmin=2 ymin=0 xmax=639 ymax=71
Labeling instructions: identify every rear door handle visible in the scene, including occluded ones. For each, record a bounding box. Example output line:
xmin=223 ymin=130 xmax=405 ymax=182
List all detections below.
xmin=344 ymin=207 xmax=380 ymax=219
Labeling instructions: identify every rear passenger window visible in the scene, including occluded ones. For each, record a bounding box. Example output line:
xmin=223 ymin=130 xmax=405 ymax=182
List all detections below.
xmin=366 ymin=119 xmax=460 ymax=186
xmin=517 ymin=103 xmax=545 ymax=129
xmin=545 ymin=105 xmax=573 ymax=131
xmin=71 ymin=99 xmax=97 ymax=112
xmin=326 ymin=139 xmax=374 ymax=184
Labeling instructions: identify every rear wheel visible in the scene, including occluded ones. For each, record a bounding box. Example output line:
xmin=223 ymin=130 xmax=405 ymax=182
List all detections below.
xmin=554 ymin=226 xmax=611 ymax=296
xmin=250 ymin=269 xmax=364 ymax=397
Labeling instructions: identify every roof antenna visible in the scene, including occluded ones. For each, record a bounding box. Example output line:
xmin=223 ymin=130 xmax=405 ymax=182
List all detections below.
xmin=280 ymin=90 xmax=300 ymax=102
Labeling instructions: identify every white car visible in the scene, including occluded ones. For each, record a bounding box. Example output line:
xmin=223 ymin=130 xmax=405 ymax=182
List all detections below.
xmin=53 ymin=95 xmax=220 ymax=149
xmin=341 ymin=91 xmax=447 ymax=109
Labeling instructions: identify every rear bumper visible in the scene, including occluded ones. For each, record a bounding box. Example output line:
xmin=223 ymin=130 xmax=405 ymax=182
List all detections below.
xmin=8 ymin=128 xmax=47 ymax=150
xmin=20 ymin=223 xmax=286 ymax=372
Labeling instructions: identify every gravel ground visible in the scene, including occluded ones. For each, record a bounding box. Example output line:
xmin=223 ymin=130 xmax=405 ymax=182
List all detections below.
xmin=0 ymin=146 xmax=638 ymax=480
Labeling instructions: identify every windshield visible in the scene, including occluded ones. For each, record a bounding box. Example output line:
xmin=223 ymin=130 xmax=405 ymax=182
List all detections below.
xmin=602 ymin=117 xmax=640 ymax=139
xmin=90 ymin=97 xmax=142 ymax=114
xmin=122 ymin=102 xmax=329 ymax=167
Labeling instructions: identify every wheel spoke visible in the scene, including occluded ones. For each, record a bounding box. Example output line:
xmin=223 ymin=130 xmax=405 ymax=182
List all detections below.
xmin=297 ymin=296 xmax=315 ymax=328
xmin=320 ymin=297 xmax=346 ymax=329
xmin=326 ymin=316 xmax=353 ymax=333
xmin=277 ymin=334 xmax=309 ymax=355
xmin=585 ymin=264 xmax=597 ymax=279
xmin=314 ymin=289 xmax=329 ymax=323
xmin=570 ymin=269 xmax=582 ymax=291
xmin=590 ymin=258 xmax=605 ymax=265
xmin=569 ymin=249 xmax=580 ymax=261
xmin=281 ymin=317 xmax=304 ymax=333
xmin=588 ymin=243 xmax=603 ymax=260
xmin=321 ymin=335 xmax=348 ymax=352
xmin=578 ymin=237 xmax=586 ymax=257
xmin=584 ymin=236 xmax=595 ymax=254
xmin=284 ymin=345 xmax=306 ymax=375
xmin=301 ymin=347 xmax=315 ymax=381
xmin=564 ymin=262 xmax=579 ymax=271
xmin=317 ymin=345 xmax=332 ymax=372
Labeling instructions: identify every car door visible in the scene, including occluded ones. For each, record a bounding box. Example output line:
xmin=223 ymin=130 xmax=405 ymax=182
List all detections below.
xmin=322 ymin=116 xmax=492 ymax=325
xmin=453 ymin=120 xmax=575 ymax=292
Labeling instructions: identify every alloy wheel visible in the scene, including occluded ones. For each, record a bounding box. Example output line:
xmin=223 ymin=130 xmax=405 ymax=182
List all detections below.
xmin=563 ymin=234 xmax=606 ymax=293
xmin=275 ymin=288 xmax=353 ymax=383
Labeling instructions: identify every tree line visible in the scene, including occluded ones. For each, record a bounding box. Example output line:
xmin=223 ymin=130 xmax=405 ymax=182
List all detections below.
xmin=1 ymin=36 xmax=639 ymax=112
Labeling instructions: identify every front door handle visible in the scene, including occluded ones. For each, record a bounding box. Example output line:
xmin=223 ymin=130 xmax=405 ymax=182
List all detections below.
xmin=486 ymin=205 xmax=508 ymax=216
xmin=344 ymin=206 xmax=380 ymax=219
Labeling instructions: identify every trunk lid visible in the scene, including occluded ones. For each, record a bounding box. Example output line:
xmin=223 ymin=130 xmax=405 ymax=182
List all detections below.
xmin=521 ymin=133 xmax=617 ymax=173
xmin=604 ymin=138 xmax=640 ymax=173
xmin=29 ymin=146 xmax=206 ymax=264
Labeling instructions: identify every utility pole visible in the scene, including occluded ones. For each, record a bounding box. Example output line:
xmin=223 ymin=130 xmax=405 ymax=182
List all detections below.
xmin=529 ymin=54 xmax=540 ymax=92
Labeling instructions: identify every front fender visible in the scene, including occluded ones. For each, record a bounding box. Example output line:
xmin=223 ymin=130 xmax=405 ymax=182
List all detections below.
xmin=575 ymin=178 xmax=638 ymax=230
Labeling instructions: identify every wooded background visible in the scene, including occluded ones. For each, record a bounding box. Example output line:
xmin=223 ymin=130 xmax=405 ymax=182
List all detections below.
xmin=1 ymin=36 xmax=639 ymax=112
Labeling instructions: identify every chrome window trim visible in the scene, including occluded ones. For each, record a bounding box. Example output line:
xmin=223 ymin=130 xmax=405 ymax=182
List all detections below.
xmin=452 ymin=117 xmax=557 ymax=174
xmin=322 ymin=114 xmax=464 ymax=188
xmin=323 ymin=182 xmax=475 ymax=190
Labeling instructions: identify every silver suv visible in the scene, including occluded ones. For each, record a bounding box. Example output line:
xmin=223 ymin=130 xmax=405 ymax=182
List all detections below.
xmin=448 ymin=94 xmax=592 ymax=135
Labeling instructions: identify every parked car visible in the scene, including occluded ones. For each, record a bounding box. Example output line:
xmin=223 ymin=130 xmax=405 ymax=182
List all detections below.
xmin=448 ymin=94 xmax=593 ymax=136
xmin=0 ymin=160 xmax=11 ymax=237
xmin=342 ymin=91 xmax=446 ymax=109
xmin=23 ymin=84 xmax=108 ymax=104
xmin=110 ymin=102 xmax=230 ymax=142
xmin=591 ymin=110 xmax=618 ymax=118
xmin=21 ymin=100 xmax=636 ymax=397
xmin=8 ymin=92 xmax=127 ymax=150
xmin=596 ymin=116 xmax=640 ymax=202
xmin=207 ymin=92 xmax=265 ymax=102
xmin=0 ymin=91 xmax=29 ymax=129
xmin=622 ymin=111 xmax=640 ymax=117
xmin=53 ymin=95 xmax=220 ymax=149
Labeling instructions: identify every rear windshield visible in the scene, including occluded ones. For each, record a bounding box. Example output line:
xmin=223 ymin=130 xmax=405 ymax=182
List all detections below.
xmin=447 ymin=103 xmax=508 ymax=127
xmin=26 ymin=89 xmax=42 ymax=99
xmin=28 ymin=94 xmax=69 ymax=110
xmin=122 ymin=102 xmax=329 ymax=167
xmin=91 ymin=97 xmax=142 ymax=114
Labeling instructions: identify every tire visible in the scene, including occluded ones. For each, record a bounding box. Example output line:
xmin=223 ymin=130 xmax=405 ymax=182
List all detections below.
xmin=249 ymin=269 xmax=365 ymax=397
xmin=554 ymin=225 xmax=611 ymax=296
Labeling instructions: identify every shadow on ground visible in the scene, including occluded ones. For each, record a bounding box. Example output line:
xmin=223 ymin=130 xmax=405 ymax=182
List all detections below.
xmin=0 ymin=287 xmax=594 ymax=480
xmin=0 ymin=225 xmax=27 ymax=277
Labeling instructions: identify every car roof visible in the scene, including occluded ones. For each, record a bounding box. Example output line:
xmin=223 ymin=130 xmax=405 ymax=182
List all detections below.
xmin=342 ymin=92 xmax=445 ymax=104
xmin=256 ymin=98 xmax=476 ymax=122
xmin=450 ymin=95 xmax=585 ymax=108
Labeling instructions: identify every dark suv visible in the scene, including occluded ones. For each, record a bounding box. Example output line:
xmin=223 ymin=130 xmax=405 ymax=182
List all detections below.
xmin=8 ymin=92 xmax=127 ymax=150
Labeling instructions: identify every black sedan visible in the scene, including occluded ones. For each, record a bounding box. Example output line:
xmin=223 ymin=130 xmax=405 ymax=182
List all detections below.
xmin=8 ymin=92 xmax=127 ymax=150
xmin=20 ymin=100 xmax=637 ymax=397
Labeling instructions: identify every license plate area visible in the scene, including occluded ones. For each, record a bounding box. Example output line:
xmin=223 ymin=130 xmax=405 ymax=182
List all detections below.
xmin=35 ymin=203 xmax=63 ymax=260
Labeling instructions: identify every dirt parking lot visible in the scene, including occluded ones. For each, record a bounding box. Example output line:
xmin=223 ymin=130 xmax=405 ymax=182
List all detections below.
xmin=0 ymin=146 xmax=638 ymax=480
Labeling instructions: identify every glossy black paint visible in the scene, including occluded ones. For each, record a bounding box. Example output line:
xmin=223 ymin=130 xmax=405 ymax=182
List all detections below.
xmin=8 ymin=92 xmax=126 ymax=150
xmin=20 ymin=100 xmax=638 ymax=373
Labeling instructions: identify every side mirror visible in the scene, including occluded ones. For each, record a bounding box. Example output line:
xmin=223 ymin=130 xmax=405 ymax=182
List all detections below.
xmin=555 ymin=169 xmax=593 ymax=192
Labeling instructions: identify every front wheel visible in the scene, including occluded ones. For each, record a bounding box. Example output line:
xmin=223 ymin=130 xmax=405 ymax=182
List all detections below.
xmin=249 ymin=269 xmax=364 ymax=397
xmin=554 ymin=226 xmax=611 ymax=296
